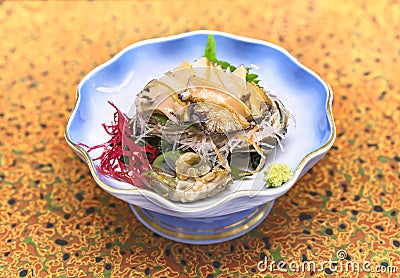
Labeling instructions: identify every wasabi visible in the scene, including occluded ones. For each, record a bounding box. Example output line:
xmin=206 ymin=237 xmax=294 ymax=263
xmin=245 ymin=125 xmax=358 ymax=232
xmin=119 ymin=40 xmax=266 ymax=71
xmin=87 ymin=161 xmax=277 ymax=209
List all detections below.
xmin=264 ymin=163 xmax=292 ymax=188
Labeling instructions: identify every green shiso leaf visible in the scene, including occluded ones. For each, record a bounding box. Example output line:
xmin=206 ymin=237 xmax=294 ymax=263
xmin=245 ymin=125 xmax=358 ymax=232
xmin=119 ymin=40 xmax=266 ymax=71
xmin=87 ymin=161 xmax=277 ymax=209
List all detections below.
xmin=203 ymin=34 xmax=261 ymax=84
xmin=203 ymin=35 xmax=217 ymax=63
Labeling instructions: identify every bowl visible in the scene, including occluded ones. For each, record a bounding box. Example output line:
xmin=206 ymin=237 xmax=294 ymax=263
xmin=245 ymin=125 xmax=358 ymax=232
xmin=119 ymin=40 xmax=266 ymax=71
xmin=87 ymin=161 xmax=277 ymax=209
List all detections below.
xmin=65 ymin=30 xmax=335 ymax=244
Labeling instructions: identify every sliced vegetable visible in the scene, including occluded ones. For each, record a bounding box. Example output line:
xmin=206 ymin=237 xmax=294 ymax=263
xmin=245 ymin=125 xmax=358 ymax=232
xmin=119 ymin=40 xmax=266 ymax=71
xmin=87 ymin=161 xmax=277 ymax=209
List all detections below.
xmin=152 ymin=150 xmax=184 ymax=176
xmin=153 ymin=113 xmax=168 ymax=126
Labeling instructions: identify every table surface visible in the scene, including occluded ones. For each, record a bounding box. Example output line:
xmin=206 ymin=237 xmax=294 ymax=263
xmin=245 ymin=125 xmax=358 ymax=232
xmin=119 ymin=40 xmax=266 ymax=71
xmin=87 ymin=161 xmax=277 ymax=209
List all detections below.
xmin=1 ymin=1 xmax=399 ymax=277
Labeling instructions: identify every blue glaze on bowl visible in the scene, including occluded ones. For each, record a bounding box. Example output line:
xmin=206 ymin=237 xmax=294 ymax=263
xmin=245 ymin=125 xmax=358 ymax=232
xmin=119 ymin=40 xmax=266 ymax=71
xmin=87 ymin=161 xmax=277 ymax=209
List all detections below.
xmin=130 ymin=201 xmax=274 ymax=244
xmin=65 ymin=30 xmax=335 ymax=219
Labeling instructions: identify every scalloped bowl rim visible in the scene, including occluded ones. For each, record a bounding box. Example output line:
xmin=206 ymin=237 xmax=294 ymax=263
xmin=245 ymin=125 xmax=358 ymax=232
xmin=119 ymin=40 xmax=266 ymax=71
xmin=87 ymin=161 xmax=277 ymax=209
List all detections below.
xmin=65 ymin=30 xmax=336 ymax=214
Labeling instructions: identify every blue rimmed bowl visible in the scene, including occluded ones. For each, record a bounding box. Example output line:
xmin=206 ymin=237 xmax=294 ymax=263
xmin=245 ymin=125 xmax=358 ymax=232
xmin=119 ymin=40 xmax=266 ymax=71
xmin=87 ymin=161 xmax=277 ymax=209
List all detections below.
xmin=65 ymin=30 xmax=335 ymax=244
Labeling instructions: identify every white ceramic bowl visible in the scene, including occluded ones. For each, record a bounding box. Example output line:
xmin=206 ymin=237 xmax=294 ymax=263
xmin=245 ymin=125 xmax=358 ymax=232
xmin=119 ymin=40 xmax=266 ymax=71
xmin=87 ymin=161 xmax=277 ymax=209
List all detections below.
xmin=65 ymin=31 xmax=335 ymax=221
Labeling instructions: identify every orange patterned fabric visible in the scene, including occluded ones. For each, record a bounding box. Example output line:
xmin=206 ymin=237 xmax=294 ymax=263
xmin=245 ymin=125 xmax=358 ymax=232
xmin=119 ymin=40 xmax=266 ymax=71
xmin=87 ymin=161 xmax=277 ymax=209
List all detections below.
xmin=1 ymin=1 xmax=399 ymax=277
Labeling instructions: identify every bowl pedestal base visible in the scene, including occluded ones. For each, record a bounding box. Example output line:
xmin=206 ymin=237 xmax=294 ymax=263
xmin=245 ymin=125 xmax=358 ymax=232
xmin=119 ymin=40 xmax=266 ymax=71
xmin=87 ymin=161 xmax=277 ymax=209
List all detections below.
xmin=130 ymin=201 xmax=274 ymax=244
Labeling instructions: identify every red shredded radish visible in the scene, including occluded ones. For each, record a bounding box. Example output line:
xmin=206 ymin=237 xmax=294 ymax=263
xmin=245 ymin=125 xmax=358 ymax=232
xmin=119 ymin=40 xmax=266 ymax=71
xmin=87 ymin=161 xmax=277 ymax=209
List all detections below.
xmin=79 ymin=101 xmax=152 ymax=188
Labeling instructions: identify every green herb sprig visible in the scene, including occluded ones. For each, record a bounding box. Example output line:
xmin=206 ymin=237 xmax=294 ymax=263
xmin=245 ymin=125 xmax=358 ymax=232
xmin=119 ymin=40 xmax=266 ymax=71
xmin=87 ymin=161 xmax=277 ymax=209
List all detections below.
xmin=203 ymin=35 xmax=260 ymax=84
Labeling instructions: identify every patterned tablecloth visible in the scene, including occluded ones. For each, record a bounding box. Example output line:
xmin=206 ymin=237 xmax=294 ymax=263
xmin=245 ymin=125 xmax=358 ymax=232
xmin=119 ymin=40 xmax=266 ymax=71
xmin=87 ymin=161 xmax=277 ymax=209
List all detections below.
xmin=1 ymin=1 xmax=399 ymax=277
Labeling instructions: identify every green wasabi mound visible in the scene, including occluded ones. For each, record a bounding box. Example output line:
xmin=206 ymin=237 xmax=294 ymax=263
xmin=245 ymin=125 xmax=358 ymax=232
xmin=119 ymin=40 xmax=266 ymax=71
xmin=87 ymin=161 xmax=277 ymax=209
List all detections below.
xmin=264 ymin=163 xmax=293 ymax=188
